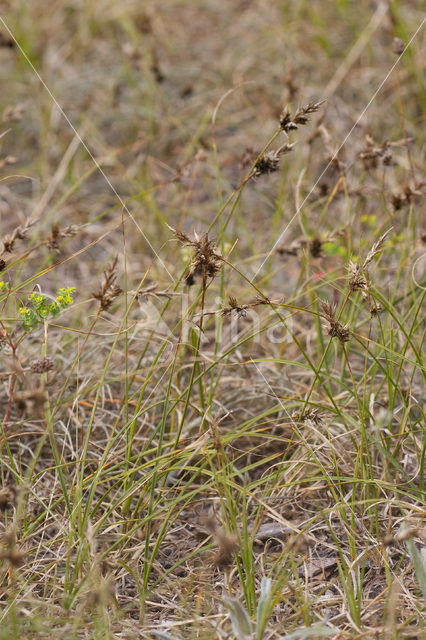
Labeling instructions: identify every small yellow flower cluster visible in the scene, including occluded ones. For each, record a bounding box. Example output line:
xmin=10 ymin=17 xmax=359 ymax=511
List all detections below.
xmin=56 ymin=287 xmax=75 ymax=306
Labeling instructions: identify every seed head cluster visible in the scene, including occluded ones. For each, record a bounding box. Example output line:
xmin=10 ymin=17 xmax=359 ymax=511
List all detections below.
xmin=0 ymin=485 xmax=17 ymax=512
xmin=320 ymin=300 xmax=350 ymax=344
xmin=392 ymin=37 xmax=405 ymax=55
xmin=45 ymin=223 xmax=79 ymax=253
xmin=277 ymin=230 xmax=343 ymax=260
xmin=92 ymin=256 xmax=123 ymax=311
xmin=297 ymin=407 xmax=325 ymax=426
xmin=360 ymin=134 xmax=393 ymax=169
xmin=360 ymin=135 xmax=414 ymax=170
xmin=30 ymin=357 xmax=54 ymax=374
xmin=221 ymin=295 xmax=248 ymax=318
xmin=202 ymin=515 xmax=239 ymax=570
xmin=348 ymin=228 xmax=392 ymax=300
xmin=221 ymin=294 xmax=272 ymax=318
xmin=279 ymin=101 xmax=324 ymax=133
xmin=0 ymin=531 xmax=25 ymax=568
xmin=243 ymin=100 xmax=323 ymax=180
xmin=171 ymin=228 xmax=222 ymax=286
xmin=391 ymin=180 xmax=425 ymax=211
xmin=2 ymin=218 xmax=38 ymax=254
xmin=250 ymin=143 xmax=294 ymax=179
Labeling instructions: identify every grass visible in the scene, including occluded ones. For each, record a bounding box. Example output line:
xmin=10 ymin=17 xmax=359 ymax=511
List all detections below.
xmin=0 ymin=1 xmax=425 ymax=638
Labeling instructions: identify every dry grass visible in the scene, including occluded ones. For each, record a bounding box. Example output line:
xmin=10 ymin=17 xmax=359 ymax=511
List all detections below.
xmin=0 ymin=1 xmax=425 ymax=639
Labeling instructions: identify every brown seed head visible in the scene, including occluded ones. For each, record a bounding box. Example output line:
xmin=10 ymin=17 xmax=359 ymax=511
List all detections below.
xmin=46 ymin=223 xmax=79 ymax=253
xmin=0 ymin=33 xmax=15 ymax=48
xmin=30 ymin=357 xmax=55 ymax=375
xmin=309 ymin=237 xmax=323 ymax=258
xmin=348 ymin=261 xmax=368 ymax=293
xmin=212 ymin=531 xmax=239 ymax=570
xmin=0 ymin=548 xmax=26 ymax=567
xmin=297 ymin=408 xmax=325 ymax=426
xmin=202 ymin=516 xmax=239 ymax=570
xmin=222 ymin=296 xmax=249 ymax=318
xmin=251 ymin=144 xmax=294 ymax=179
xmin=0 ymin=485 xmax=17 ymax=512
xmin=384 ymin=527 xmax=423 ymax=546
xmin=362 ymin=228 xmax=392 ymax=270
xmin=171 ymin=228 xmax=222 ymax=286
xmin=2 ymin=218 xmax=38 ymax=253
xmin=279 ymin=101 xmax=324 ymax=133
xmin=92 ymin=256 xmax=123 ymax=311
xmin=392 ymin=37 xmax=405 ymax=55
xmin=360 ymin=134 xmax=392 ymax=169
xmin=0 ymin=531 xmax=25 ymax=568
xmin=320 ymin=300 xmax=350 ymax=344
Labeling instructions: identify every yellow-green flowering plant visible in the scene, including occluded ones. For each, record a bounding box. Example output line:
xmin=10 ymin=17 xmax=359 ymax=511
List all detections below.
xmin=0 ymin=283 xmax=75 ymax=429
xmin=19 ymin=287 xmax=76 ymax=332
